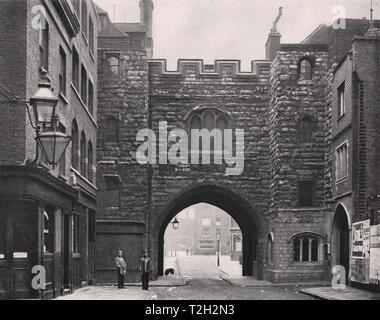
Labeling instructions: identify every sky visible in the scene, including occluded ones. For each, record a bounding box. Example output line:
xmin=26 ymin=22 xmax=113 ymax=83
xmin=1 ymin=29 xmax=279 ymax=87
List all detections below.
xmin=94 ymin=0 xmax=376 ymax=70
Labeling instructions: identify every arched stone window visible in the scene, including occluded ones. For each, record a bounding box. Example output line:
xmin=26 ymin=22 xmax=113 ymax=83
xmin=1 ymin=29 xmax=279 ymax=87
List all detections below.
xmin=298 ymin=58 xmax=313 ymax=81
xmin=106 ymin=56 xmax=120 ymax=77
xmin=298 ymin=115 xmax=315 ymax=143
xmin=80 ymin=131 xmax=87 ymax=177
xmin=292 ymin=234 xmax=320 ymax=262
xmin=105 ymin=116 xmax=119 ymax=142
xmin=87 ymin=140 xmax=94 ymax=183
xmin=71 ymin=120 xmax=79 ymax=170
xmin=187 ymin=107 xmax=232 ymax=154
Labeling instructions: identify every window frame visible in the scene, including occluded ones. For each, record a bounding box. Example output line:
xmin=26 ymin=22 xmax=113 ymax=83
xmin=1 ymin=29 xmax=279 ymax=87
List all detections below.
xmin=298 ymin=58 xmax=313 ymax=81
xmin=59 ymin=46 xmax=67 ymax=96
xmin=292 ymin=234 xmax=321 ymax=263
xmin=335 ymin=141 xmax=349 ymax=182
xmin=39 ymin=18 xmax=49 ymax=71
xmin=337 ymin=81 xmax=346 ymax=119
xmin=72 ymin=46 xmax=80 ymax=90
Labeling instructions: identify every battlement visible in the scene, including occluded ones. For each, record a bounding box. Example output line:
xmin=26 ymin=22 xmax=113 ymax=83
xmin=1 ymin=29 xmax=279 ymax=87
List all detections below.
xmin=148 ymin=59 xmax=271 ymax=77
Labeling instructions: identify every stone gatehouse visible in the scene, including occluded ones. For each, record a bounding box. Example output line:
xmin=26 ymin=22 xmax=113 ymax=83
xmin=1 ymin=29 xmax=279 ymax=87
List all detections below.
xmin=95 ymin=1 xmax=380 ymax=288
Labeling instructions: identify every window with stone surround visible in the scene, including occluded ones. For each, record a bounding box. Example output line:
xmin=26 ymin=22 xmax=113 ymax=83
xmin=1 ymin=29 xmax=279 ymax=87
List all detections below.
xmin=89 ymin=16 xmax=95 ymax=54
xmin=268 ymin=233 xmax=274 ymax=264
xmin=59 ymin=46 xmax=67 ymax=96
xmin=188 ymin=107 xmax=232 ymax=158
xmin=39 ymin=17 xmax=49 ymax=71
xmin=293 ymin=235 xmax=319 ymax=262
xmin=71 ymin=120 xmax=79 ymax=170
xmin=81 ymin=0 xmax=88 ymax=38
xmin=80 ymin=131 xmax=87 ymax=178
xmin=81 ymin=64 xmax=87 ymax=105
xmin=88 ymin=79 xmax=94 ymax=115
xmin=299 ymin=115 xmax=314 ymax=143
xmin=105 ymin=116 xmax=119 ymax=142
xmin=43 ymin=209 xmax=54 ymax=254
xmin=106 ymin=55 xmax=120 ymax=77
xmin=337 ymin=82 xmax=346 ymax=118
xmin=298 ymin=58 xmax=313 ymax=81
xmin=336 ymin=142 xmax=348 ymax=181
xmin=298 ymin=180 xmax=315 ymax=207
xmin=72 ymin=46 xmax=80 ymax=89
xmin=87 ymin=140 xmax=94 ymax=183
xmin=99 ymin=175 xmax=121 ymax=208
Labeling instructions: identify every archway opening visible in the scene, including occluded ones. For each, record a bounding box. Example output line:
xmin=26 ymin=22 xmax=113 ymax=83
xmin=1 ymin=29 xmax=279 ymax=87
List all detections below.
xmin=164 ymin=203 xmax=243 ymax=278
xmin=154 ymin=185 xmax=262 ymax=279
xmin=332 ymin=205 xmax=350 ymax=279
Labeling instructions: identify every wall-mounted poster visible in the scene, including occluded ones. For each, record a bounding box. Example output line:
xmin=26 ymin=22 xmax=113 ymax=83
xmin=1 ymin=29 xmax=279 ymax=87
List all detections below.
xmin=370 ymin=225 xmax=380 ymax=281
xmin=352 ymin=220 xmax=371 ymax=259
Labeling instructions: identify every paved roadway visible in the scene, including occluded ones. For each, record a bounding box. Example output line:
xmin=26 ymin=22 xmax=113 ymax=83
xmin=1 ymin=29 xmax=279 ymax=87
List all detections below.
xmin=153 ymin=255 xmax=315 ymax=300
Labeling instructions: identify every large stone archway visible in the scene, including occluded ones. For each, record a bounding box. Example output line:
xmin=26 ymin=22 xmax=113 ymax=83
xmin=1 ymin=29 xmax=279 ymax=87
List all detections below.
xmin=151 ymin=184 xmax=264 ymax=279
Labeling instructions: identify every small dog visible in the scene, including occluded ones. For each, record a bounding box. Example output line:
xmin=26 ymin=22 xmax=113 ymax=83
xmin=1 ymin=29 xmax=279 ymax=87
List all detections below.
xmin=165 ymin=268 xmax=175 ymax=277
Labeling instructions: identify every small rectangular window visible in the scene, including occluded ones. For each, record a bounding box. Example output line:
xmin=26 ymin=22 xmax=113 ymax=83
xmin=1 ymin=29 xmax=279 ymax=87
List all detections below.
xmin=89 ymin=17 xmax=95 ymax=54
xmin=88 ymin=79 xmax=94 ymax=115
xmin=72 ymin=47 xmax=79 ymax=89
xmin=201 ymin=227 xmax=211 ymax=236
xmin=201 ymin=218 xmax=211 ymax=226
xmin=59 ymin=47 xmax=67 ymax=95
xmin=337 ymin=82 xmax=345 ymax=118
xmin=81 ymin=64 xmax=87 ymax=104
xmin=336 ymin=143 xmax=348 ymax=181
xmin=39 ymin=19 xmax=49 ymax=70
xmin=298 ymin=181 xmax=315 ymax=208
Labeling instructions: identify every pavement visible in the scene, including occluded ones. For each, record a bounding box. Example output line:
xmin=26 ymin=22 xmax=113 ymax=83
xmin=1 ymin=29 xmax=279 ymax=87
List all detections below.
xmin=56 ymin=256 xmax=380 ymax=300
xmin=301 ymin=286 xmax=380 ymax=300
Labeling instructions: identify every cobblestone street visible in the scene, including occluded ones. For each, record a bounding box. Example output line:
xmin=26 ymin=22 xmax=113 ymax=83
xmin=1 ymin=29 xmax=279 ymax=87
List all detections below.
xmin=58 ymin=255 xmax=316 ymax=300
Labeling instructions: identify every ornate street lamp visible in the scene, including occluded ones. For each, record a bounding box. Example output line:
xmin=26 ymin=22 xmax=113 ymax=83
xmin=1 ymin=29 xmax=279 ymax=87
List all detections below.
xmin=171 ymin=217 xmax=179 ymax=230
xmin=26 ymin=70 xmax=71 ymax=168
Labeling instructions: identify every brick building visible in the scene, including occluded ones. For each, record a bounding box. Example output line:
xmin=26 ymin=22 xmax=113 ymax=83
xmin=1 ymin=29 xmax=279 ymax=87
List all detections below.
xmin=95 ymin=2 xmax=380 ymax=290
xmin=0 ymin=0 xmax=98 ymax=299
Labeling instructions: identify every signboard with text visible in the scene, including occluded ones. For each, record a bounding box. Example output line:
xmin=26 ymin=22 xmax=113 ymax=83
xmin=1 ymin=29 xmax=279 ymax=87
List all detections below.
xmin=370 ymin=225 xmax=380 ymax=281
xmin=352 ymin=220 xmax=370 ymax=259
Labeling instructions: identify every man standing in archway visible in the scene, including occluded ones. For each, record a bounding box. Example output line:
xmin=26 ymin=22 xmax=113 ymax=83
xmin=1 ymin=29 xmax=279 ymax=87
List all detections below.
xmin=139 ymin=251 xmax=153 ymax=290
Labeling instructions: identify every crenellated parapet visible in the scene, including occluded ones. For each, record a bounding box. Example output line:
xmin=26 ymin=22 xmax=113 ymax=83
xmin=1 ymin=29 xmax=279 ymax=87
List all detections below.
xmin=148 ymin=59 xmax=271 ymax=77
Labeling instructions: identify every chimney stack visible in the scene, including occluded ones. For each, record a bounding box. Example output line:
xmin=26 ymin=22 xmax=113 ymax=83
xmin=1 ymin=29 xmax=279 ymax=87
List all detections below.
xmin=265 ymin=7 xmax=283 ymax=62
xmin=139 ymin=0 xmax=154 ymax=58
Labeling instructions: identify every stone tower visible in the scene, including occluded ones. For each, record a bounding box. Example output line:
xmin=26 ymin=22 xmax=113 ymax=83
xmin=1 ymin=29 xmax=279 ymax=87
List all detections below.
xmin=139 ymin=0 xmax=154 ymax=58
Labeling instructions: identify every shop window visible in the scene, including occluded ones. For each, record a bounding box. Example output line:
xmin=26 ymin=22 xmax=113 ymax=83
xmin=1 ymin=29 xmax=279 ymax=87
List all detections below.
xmin=44 ymin=210 xmax=54 ymax=254
xmin=298 ymin=180 xmax=315 ymax=207
xmin=298 ymin=58 xmax=313 ymax=81
xmin=293 ymin=235 xmax=319 ymax=262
